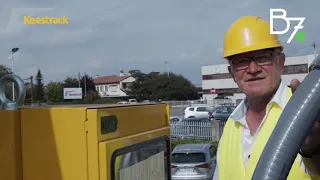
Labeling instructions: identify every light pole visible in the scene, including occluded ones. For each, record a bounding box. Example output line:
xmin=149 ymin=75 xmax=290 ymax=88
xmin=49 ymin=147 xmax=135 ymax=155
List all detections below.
xmin=10 ymin=47 xmax=19 ymax=101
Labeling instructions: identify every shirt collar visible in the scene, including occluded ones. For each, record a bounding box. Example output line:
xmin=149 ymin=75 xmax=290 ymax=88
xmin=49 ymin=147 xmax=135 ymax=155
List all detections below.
xmin=230 ymin=80 xmax=288 ymax=122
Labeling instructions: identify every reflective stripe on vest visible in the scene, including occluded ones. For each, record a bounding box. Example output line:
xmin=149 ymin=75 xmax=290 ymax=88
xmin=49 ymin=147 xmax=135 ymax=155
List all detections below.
xmin=218 ymin=87 xmax=320 ymax=180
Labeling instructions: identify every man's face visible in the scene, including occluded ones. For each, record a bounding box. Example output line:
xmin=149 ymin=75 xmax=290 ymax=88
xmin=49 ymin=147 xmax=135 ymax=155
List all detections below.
xmin=228 ymin=49 xmax=285 ymax=98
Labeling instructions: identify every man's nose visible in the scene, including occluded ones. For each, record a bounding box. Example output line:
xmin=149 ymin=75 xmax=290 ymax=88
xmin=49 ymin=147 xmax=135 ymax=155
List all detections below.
xmin=247 ymin=60 xmax=261 ymax=73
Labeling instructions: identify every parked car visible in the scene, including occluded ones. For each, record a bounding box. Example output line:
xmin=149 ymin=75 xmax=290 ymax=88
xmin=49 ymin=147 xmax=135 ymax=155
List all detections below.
xmin=117 ymin=101 xmax=129 ymax=104
xmin=207 ymin=107 xmax=216 ymax=119
xmin=171 ymin=144 xmax=216 ymax=180
xmin=210 ymin=105 xmax=236 ymax=121
xmin=128 ymin=98 xmax=137 ymax=104
xmin=170 ymin=116 xmax=181 ymax=123
xmin=183 ymin=106 xmax=214 ymax=119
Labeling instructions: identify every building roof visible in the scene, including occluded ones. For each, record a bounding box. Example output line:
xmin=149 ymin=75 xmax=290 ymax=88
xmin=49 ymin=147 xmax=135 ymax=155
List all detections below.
xmin=94 ymin=75 xmax=130 ymax=84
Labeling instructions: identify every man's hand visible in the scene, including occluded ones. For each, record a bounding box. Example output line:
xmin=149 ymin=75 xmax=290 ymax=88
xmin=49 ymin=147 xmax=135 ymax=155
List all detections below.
xmin=290 ymin=79 xmax=320 ymax=155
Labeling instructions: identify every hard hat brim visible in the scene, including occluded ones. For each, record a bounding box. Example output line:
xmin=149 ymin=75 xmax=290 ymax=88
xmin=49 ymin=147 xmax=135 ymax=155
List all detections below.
xmin=223 ymin=40 xmax=283 ymax=59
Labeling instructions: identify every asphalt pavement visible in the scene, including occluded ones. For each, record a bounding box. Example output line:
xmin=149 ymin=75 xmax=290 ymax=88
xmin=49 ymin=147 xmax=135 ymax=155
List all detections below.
xmin=170 ymin=107 xmax=185 ymax=117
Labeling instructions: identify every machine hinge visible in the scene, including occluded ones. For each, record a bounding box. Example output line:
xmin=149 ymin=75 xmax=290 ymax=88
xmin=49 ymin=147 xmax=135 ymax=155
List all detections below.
xmin=84 ymin=119 xmax=89 ymax=133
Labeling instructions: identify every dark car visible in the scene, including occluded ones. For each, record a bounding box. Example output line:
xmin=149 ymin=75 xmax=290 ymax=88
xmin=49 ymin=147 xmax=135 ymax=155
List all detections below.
xmin=210 ymin=105 xmax=236 ymax=121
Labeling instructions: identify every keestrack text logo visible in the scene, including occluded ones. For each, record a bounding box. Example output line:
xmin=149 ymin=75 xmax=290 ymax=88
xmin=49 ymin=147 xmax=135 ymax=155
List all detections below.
xmin=24 ymin=16 xmax=68 ymax=25
xmin=5 ymin=8 xmax=68 ymax=32
xmin=270 ymin=9 xmax=306 ymax=43
xmin=64 ymin=91 xmax=82 ymax=96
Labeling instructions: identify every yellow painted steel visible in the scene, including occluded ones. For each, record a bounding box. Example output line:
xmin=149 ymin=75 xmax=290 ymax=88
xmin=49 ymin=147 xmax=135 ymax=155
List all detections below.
xmin=86 ymin=103 xmax=170 ymax=180
xmin=0 ymin=110 xmax=23 ymax=180
xmin=21 ymin=107 xmax=88 ymax=180
xmin=0 ymin=103 xmax=170 ymax=180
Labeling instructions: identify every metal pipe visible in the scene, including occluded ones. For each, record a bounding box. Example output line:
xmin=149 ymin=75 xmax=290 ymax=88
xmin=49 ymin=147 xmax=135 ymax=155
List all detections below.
xmin=0 ymin=74 xmax=26 ymax=110
xmin=252 ymin=55 xmax=320 ymax=179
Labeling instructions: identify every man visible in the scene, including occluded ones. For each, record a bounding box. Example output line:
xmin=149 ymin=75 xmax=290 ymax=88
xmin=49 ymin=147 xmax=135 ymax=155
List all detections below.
xmin=212 ymin=15 xmax=320 ymax=180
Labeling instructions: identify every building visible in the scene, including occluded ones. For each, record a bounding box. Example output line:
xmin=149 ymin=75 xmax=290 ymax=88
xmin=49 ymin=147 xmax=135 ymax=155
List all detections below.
xmin=202 ymin=54 xmax=316 ymax=104
xmin=93 ymin=71 xmax=136 ymax=98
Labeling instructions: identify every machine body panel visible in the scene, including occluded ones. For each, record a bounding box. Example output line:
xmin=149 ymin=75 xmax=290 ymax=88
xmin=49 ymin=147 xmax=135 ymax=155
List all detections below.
xmin=0 ymin=102 xmax=171 ymax=180
xmin=0 ymin=110 xmax=22 ymax=180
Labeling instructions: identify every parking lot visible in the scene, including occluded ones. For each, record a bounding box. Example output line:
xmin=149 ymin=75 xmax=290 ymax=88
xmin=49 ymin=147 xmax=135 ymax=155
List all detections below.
xmin=170 ymin=107 xmax=185 ymax=117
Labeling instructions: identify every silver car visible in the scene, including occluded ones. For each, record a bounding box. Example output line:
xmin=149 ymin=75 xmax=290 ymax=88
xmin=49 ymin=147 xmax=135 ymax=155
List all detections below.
xmin=171 ymin=144 xmax=216 ymax=180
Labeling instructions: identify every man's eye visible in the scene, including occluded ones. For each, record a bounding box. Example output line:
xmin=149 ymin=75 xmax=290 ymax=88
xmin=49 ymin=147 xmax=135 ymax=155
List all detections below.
xmin=256 ymin=54 xmax=272 ymax=59
xmin=237 ymin=59 xmax=249 ymax=64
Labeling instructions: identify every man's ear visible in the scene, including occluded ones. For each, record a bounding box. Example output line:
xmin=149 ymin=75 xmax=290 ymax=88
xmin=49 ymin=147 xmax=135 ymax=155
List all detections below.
xmin=279 ymin=53 xmax=286 ymax=73
xmin=228 ymin=65 xmax=236 ymax=82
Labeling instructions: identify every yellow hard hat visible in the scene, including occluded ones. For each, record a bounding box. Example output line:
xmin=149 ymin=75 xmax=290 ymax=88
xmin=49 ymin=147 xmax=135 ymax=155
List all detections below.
xmin=223 ymin=15 xmax=283 ymax=59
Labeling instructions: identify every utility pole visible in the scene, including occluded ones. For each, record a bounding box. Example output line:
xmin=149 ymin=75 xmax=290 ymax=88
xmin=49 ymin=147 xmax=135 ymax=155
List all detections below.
xmin=165 ymin=61 xmax=169 ymax=77
xmin=78 ymin=72 xmax=81 ymax=87
xmin=24 ymin=76 xmax=34 ymax=104
xmin=30 ymin=76 xmax=34 ymax=104
xmin=84 ymin=72 xmax=87 ymax=96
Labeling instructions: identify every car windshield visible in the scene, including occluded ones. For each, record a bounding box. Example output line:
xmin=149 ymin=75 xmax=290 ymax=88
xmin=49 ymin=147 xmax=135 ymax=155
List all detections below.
xmin=172 ymin=152 xmax=206 ymax=163
xmin=208 ymin=107 xmax=216 ymax=113
xmin=215 ymin=106 xmax=236 ymax=113
xmin=230 ymin=106 xmax=236 ymax=112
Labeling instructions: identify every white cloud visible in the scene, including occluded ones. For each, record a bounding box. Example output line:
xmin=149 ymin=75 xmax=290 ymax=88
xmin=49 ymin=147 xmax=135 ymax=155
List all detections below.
xmin=0 ymin=0 xmax=319 ymax=84
xmin=86 ymin=58 xmax=103 ymax=68
xmin=34 ymin=28 xmax=96 ymax=45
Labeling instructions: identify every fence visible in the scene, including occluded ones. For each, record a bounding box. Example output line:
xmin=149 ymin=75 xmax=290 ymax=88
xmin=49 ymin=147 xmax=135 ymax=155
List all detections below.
xmin=165 ymin=99 xmax=235 ymax=108
xmin=170 ymin=119 xmax=226 ymax=141
xmin=219 ymin=120 xmax=227 ymax=138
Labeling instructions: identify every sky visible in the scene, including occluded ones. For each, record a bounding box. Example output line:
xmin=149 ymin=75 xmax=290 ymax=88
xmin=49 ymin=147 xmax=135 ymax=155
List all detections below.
xmin=0 ymin=0 xmax=319 ymax=85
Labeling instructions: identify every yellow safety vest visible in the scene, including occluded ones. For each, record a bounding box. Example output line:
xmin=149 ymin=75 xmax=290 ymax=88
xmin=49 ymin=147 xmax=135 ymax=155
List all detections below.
xmin=218 ymin=87 xmax=320 ymax=180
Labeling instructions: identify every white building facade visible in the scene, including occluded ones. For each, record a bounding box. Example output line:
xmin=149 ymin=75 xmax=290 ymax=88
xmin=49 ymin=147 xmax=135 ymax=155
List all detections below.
xmin=94 ymin=72 xmax=136 ymax=98
xmin=202 ymin=54 xmax=316 ymax=105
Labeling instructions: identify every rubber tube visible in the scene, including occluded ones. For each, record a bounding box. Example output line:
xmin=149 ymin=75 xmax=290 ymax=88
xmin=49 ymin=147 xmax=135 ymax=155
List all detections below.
xmin=252 ymin=59 xmax=320 ymax=179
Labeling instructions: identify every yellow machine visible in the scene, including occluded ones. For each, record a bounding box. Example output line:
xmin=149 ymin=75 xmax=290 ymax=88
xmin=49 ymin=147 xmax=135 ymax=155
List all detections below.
xmin=0 ymin=74 xmax=172 ymax=180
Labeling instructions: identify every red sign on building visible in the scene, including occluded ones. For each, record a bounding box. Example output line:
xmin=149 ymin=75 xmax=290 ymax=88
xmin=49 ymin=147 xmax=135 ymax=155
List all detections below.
xmin=210 ymin=88 xmax=216 ymax=94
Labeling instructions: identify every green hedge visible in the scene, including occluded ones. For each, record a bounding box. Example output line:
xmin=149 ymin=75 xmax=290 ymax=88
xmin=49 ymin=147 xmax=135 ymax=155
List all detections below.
xmin=171 ymin=139 xmax=219 ymax=155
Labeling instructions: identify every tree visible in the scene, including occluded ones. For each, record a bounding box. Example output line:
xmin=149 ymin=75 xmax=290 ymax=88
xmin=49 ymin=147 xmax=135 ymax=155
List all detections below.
xmin=0 ymin=65 xmax=11 ymax=78
xmin=62 ymin=77 xmax=79 ymax=88
xmin=83 ymin=90 xmax=100 ymax=103
xmin=45 ymin=82 xmax=64 ymax=103
xmin=127 ymin=70 xmax=148 ymax=100
xmin=128 ymin=69 xmax=145 ymax=80
xmin=33 ymin=69 xmax=45 ymax=102
xmin=80 ymin=74 xmax=96 ymax=97
xmin=128 ymin=71 xmax=199 ymax=101
xmin=24 ymin=82 xmax=33 ymax=104
xmin=0 ymin=65 xmax=15 ymax=101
